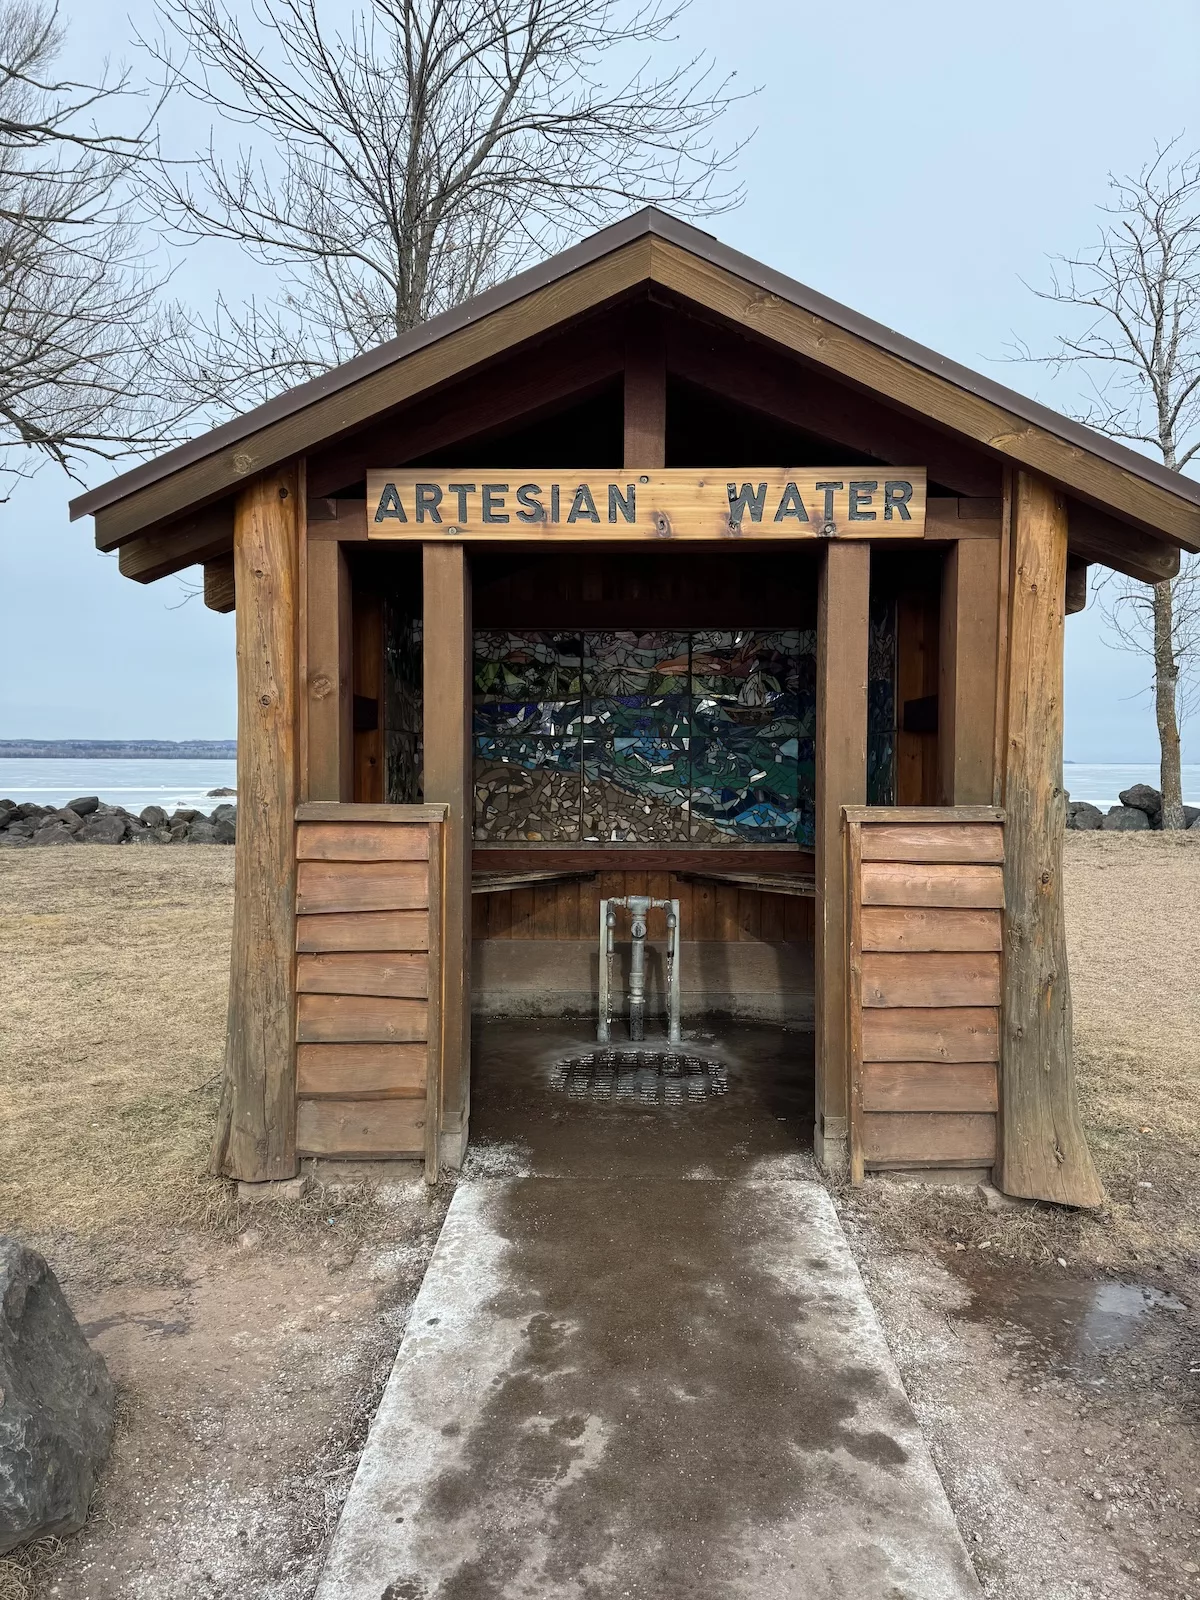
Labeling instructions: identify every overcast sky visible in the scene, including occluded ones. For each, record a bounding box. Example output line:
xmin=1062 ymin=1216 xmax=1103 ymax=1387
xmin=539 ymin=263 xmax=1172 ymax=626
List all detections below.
xmin=3 ymin=0 xmax=1200 ymax=761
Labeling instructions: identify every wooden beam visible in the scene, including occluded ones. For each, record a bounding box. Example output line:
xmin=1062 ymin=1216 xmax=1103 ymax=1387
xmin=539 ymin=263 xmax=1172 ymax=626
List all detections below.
xmin=203 ymin=552 xmax=235 ymax=613
xmin=304 ymin=535 xmax=352 ymax=801
xmin=665 ymin=318 xmax=1001 ymax=498
xmin=93 ymin=237 xmax=654 ymax=548
xmin=1065 ymin=557 xmax=1088 ymax=615
xmin=117 ymin=501 xmax=234 ymax=583
xmin=422 ymin=543 xmax=472 ymax=1168
xmin=649 ymin=235 xmax=1200 ymax=552
xmin=624 ymin=305 xmax=666 ymax=468
xmin=210 ymin=464 xmax=301 ymax=1183
xmin=938 ymin=539 xmax=1000 ymax=804
xmin=995 ymin=472 xmax=1103 ymax=1206
xmin=814 ymin=540 xmax=870 ymax=1173
xmin=1066 ymin=498 xmax=1179 ymax=583
xmin=307 ymin=329 xmax=624 ymax=498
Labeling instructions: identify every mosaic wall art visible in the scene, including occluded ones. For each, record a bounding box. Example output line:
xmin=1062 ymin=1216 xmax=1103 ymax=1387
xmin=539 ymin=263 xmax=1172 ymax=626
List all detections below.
xmin=384 ymin=599 xmax=423 ymax=804
xmin=469 ymin=624 xmax=896 ymax=846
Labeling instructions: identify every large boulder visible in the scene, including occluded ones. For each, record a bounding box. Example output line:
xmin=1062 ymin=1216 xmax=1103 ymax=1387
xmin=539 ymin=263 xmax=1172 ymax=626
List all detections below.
xmin=138 ymin=805 xmax=168 ymax=828
xmin=1184 ymin=805 xmax=1200 ymax=827
xmin=131 ymin=825 xmax=171 ymax=845
xmin=1102 ymin=805 xmax=1151 ymax=831
xmin=0 ymin=1238 xmax=114 ymax=1555
xmin=30 ymin=820 xmax=80 ymax=847
xmin=170 ymin=809 xmax=202 ymax=825
xmin=1067 ymin=801 xmax=1104 ymax=831
xmin=0 ymin=800 xmax=17 ymax=827
xmin=187 ymin=818 xmax=218 ymax=844
xmin=14 ymin=803 xmax=47 ymax=822
xmin=77 ymin=813 xmax=127 ymax=845
xmin=64 ymin=797 xmax=100 ymax=818
xmin=1119 ymin=783 xmax=1162 ymax=820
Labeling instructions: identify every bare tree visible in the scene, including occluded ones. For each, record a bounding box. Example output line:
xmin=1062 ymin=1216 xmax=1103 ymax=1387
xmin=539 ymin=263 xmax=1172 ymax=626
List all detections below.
xmin=0 ymin=1 xmax=187 ymax=494
xmin=1026 ymin=144 xmax=1200 ymax=829
xmin=142 ymin=0 xmax=749 ymax=410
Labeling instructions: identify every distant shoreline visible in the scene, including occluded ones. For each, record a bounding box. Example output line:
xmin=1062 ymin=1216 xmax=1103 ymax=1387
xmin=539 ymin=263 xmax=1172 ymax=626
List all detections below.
xmin=0 ymin=740 xmax=236 ymax=759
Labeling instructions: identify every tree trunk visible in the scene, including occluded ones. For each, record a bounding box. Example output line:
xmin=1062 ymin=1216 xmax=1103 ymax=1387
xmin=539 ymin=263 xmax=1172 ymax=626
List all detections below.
xmin=996 ymin=472 xmax=1104 ymax=1208
xmin=1153 ymin=579 xmax=1185 ymax=829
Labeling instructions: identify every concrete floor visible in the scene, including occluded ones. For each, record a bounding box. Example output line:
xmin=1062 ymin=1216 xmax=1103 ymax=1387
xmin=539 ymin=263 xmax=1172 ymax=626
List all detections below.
xmin=315 ymin=1022 xmax=981 ymax=1600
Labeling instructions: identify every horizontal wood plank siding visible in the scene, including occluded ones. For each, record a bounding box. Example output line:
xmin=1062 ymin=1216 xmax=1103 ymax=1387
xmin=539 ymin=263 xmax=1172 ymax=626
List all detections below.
xmin=846 ymin=808 xmax=1004 ymax=1179
xmin=293 ymin=807 xmax=445 ymax=1170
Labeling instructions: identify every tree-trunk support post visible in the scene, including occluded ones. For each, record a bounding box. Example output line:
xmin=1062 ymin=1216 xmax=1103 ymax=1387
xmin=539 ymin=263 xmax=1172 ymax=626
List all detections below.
xmin=996 ymin=471 xmax=1103 ymax=1206
xmin=211 ymin=464 xmax=302 ymax=1182
xmin=423 ymin=542 xmax=472 ymax=1169
xmin=814 ymin=540 xmax=870 ymax=1174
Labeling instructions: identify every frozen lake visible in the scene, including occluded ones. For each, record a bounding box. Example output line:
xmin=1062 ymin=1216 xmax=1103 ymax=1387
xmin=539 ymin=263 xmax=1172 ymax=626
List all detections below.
xmin=0 ymin=758 xmax=237 ymax=813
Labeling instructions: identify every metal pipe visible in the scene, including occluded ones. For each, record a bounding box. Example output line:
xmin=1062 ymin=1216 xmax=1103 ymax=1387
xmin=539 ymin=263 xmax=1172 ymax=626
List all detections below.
xmin=627 ymin=897 xmax=648 ymax=1042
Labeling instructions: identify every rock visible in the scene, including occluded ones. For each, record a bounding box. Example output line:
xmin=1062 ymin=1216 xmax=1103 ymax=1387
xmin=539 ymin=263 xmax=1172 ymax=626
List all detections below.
xmin=131 ymin=826 xmax=171 ymax=845
xmin=0 ymin=1237 xmax=114 ymax=1554
xmin=167 ymin=822 xmax=191 ymax=844
xmin=187 ymin=819 xmax=219 ymax=844
xmin=64 ymin=797 xmax=100 ymax=818
xmin=0 ymin=800 xmax=16 ymax=825
xmin=170 ymin=809 xmax=202 ymax=825
xmin=206 ymin=786 xmax=237 ymax=798
xmin=1185 ymin=806 xmax=1200 ymax=827
xmin=1067 ymin=801 xmax=1103 ymax=831
xmin=14 ymin=803 xmax=47 ymax=821
xmin=2 ymin=819 xmax=34 ymax=839
xmin=139 ymin=805 xmax=168 ymax=828
xmin=976 ymin=1182 xmax=1036 ymax=1213
xmin=50 ymin=809 xmax=84 ymax=833
xmin=1118 ymin=783 xmax=1162 ymax=818
xmin=210 ymin=803 xmax=237 ymax=825
xmin=211 ymin=816 xmax=236 ymax=845
xmin=77 ymin=814 xmax=127 ymax=845
xmin=29 ymin=821 xmax=80 ymax=847
xmin=1101 ymin=805 xmax=1151 ymax=831
xmin=237 ymin=1175 xmax=309 ymax=1205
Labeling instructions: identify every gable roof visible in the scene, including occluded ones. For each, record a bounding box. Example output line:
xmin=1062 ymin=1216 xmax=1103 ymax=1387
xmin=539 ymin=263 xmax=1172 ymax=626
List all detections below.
xmin=70 ymin=207 xmax=1200 ymax=555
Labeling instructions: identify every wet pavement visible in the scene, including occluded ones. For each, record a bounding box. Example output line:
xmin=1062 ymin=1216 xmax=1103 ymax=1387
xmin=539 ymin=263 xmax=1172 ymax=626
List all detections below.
xmin=315 ymin=1021 xmax=981 ymax=1600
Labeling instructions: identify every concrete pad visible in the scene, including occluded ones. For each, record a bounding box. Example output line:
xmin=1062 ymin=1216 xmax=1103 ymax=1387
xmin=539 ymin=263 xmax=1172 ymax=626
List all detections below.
xmin=316 ymin=1178 xmax=980 ymax=1599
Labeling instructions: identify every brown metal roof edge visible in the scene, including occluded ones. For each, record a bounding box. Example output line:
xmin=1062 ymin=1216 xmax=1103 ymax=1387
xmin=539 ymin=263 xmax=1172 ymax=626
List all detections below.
xmin=70 ymin=205 xmax=1200 ymax=529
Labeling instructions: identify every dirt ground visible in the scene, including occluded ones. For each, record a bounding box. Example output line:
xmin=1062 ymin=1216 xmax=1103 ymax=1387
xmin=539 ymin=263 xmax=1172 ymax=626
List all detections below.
xmin=1 ymin=835 xmax=1199 ymax=1598
xmin=0 ymin=849 xmax=449 ymax=1600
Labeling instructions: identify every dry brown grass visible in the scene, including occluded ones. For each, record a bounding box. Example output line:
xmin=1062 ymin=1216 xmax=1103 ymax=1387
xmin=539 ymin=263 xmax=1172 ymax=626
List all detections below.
xmin=0 ymin=846 xmax=236 ymax=1240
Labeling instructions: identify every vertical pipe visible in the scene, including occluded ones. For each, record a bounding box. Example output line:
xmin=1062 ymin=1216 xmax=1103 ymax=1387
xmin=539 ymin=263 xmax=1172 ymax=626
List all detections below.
xmin=597 ymin=898 xmax=611 ymax=1042
xmin=667 ymin=901 xmax=681 ymax=1045
xmin=628 ymin=904 xmax=647 ymax=1042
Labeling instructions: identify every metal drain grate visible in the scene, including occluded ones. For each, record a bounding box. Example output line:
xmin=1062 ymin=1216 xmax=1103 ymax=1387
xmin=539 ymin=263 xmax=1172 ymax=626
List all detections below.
xmin=549 ymin=1050 xmax=728 ymax=1104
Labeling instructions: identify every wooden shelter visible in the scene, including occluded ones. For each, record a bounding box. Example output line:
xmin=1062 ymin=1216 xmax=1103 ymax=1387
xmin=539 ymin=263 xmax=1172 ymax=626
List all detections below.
xmin=70 ymin=210 xmax=1200 ymax=1205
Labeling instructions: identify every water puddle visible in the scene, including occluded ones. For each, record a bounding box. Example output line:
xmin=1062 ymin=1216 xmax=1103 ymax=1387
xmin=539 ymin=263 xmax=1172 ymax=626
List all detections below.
xmin=959 ymin=1273 xmax=1185 ymax=1377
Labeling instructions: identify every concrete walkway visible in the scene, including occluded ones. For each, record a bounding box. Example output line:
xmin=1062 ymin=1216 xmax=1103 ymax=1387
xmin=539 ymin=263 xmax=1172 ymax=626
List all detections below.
xmin=316 ymin=1026 xmax=981 ymax=1600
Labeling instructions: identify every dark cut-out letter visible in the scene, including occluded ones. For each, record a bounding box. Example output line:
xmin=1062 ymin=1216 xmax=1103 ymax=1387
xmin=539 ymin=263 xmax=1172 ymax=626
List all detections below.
xmin=550 ymin=484 xmax=561 ymax=523
xmin=374 ymin=483 xmax=407 ymax=522
xmin=482 ymin=484 xmax=510 ymax=524
xmin=567 ymin=484 xmax=601 ymax=524
xmin=728 ymin=482 xmax=768 ymax=524
xmin=848 ymin=481 xmax=878 ymax=521
xmin=447 ymin=483 xmax=476 ymax=522
xmin=516 ymin=484 xmax=545 ymax=523
xmin=414 ymin=483 xmax=443 ymax=523
xmin=815 ymin=481 xmax=844 ymax=524
xmin=609 ymin=483 xmax=636 ymax=523
xmin=773 ymin=482 xmax=810 ymax=523
xmin=883 ymin=480 xmax=913 ymax=520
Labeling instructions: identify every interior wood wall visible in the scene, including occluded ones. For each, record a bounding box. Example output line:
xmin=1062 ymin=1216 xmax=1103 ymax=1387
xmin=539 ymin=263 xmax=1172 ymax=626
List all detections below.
xmin=472 ymin=874 xmax=814 ymax=944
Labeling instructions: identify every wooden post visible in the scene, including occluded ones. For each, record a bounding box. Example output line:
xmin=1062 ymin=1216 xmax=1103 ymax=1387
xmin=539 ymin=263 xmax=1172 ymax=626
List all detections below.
xmin=422 ymin=543 xmax=472 ymax=1168
xmin=624 ymin=306 xmax=666 ymax=468
xmin=304 ymin=536 xmax=352 ymax=801
xmin=996 ymin=472 xmax=1103 ymax=1206
xmin=211 ymin=464 xmax=301 ymax=1182
xmin=814 ymin=541 xmax=870 ymax=1173
xmin=939 ymin=538 xmax=1001 ymax=804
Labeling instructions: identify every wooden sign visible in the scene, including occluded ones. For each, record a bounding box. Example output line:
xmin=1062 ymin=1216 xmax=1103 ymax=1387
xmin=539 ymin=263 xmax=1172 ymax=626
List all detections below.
xmin=365 ymin=468 xmax=927 ymax=541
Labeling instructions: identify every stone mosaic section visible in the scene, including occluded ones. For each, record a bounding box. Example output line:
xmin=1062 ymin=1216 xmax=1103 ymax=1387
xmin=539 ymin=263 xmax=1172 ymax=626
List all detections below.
xmin=471 ymin=624 xmax=896 ymax=845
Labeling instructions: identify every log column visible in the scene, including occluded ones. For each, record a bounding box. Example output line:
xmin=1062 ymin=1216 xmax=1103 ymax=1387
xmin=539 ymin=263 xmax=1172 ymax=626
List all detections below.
xmin=211 ymin=464 xmax=301 ymax=1182
xmin=423 ymin=543 xmax=472 ymax=1169
xmin=814 ymin=541 xmax=870 ymax=1173
xmin=939 ymin=538 xmax=1001 ymax=804
xmin=996 ymin=471 xmax=1103 ymax=1205
xmin=624 ymin=304 xmax=666 ymax=468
